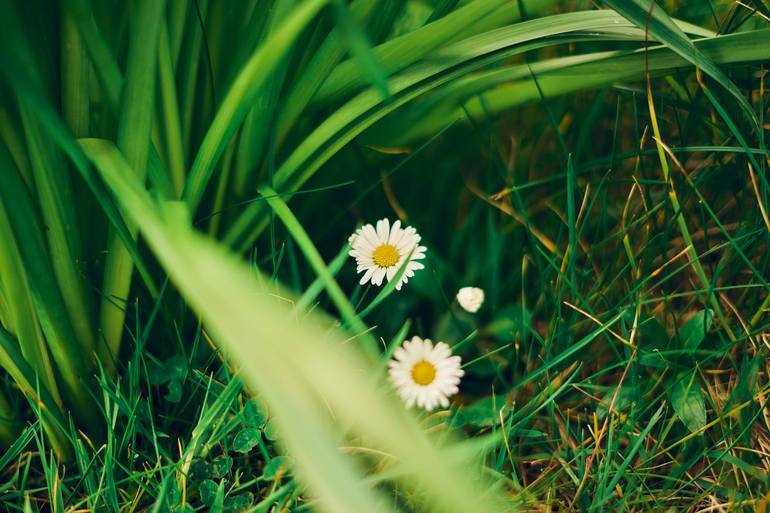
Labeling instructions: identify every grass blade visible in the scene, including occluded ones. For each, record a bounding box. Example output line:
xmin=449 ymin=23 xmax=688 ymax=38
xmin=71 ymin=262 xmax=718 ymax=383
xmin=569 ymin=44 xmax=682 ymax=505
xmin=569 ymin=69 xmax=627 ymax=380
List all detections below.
xmin=100 ymin=0 xmax=167 ymax=361
xmin=314 ymin=0 xmax=510 ymax=103
xmin=0 ymin=200 xmax=62 ymax=408
xmin=18 ymin=103 xmax=101 ymax=366
xmin=258 ymin=185 xmax=379 ymax=357
xmin=0 ymin=146 xmax=97 ymax=429
xmin=603 ymin=0 xmax=758 ymax=127
xmin=182 ymin=0 xmax=329 ymax=212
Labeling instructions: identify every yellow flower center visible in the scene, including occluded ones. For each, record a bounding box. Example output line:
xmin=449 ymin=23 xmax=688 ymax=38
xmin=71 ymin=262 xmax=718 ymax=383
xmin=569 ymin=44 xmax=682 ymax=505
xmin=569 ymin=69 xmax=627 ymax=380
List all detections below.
xmin=411 ymin=360 xmax=436 ymax=386
xmin=372 ymin=244 xmax=400 ymax=268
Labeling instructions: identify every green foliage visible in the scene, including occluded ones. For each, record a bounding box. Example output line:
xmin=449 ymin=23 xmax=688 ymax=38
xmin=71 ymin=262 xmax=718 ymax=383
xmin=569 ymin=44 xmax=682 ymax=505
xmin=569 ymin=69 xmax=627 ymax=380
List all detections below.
xmin=0 ymin=0 xmax=769 ymax=511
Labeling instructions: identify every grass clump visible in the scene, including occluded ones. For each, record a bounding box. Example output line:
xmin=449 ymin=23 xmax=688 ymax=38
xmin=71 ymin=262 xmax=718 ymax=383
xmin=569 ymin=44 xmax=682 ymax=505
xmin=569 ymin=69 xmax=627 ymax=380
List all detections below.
xmin=1 ymin=0 xmax=770 ymax=511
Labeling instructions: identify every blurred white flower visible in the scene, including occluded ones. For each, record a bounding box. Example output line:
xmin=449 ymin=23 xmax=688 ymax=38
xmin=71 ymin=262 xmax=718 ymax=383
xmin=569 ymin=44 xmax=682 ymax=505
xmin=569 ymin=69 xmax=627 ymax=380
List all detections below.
xmin=348 ymin=218 xmax=426 ymax=290
xmin=456 ymin=286 xmax=484 ymax=313
xmin=388 ymin=336 xmax=464 ymax=411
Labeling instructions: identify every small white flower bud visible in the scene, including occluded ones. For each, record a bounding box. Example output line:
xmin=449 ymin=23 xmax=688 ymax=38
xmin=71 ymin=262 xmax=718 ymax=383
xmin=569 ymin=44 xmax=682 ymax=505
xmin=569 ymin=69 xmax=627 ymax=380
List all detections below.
xmin=456 ymin=286 xmax=484 ymax=313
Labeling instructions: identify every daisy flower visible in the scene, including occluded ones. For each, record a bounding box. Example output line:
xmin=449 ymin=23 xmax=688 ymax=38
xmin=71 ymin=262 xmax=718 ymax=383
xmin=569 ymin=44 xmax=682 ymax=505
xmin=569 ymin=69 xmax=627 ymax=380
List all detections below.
xmin=348 ymin=218 xmax=426 ymax=290
xmin=456 ymin=286 xmax=485 ymax=313
xmin=388 ymin=336 xmax=464 ymax=411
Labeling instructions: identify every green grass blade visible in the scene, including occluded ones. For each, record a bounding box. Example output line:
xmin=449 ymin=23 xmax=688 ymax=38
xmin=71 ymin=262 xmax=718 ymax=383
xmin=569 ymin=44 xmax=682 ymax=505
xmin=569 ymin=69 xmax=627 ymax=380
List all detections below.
xmin=313 ymin=0 xmax=510 ymax=104
xmin=331 ymin=0 xmax=390 ymax=98
xmin=18 ymin=103 xmax=101 ymax=366
xmin=0 ymin=1 xmax=158 ymax=299
xmin=0 ymin=107 xmax=33 ymax=187
xmin=100 ymin=0 xmax=167 ymax=361
xmin=157 ymin=21 xmax=186 ymax=197
xmin=274 ymin=0 xmax=380 ymax=147
xmin=0 ymin=147 xmax=97 ymax=429
xmin=383 ymin=28 xmax=770 ymax=143
xmin=293 ymin=243 xmax=350 ymax=312
xmin=64 ymin=0 xmax=123 ymax=109
xmin=61 ymin=7 xmax=90 ymax=138
xmin=230 ymin=0 xmax=295 ymax=197
xmin=603 ymin=0 xmax=758 ymax=127
xmin=224 ymin=10 xmax=661 ymax=250
xmin=182 ymin=0 xmax=329 ymax=212
xmin=259 ymin=185 xmax=379 ymax=358
xmin=0 ymin=200 xmax=62 ymax=408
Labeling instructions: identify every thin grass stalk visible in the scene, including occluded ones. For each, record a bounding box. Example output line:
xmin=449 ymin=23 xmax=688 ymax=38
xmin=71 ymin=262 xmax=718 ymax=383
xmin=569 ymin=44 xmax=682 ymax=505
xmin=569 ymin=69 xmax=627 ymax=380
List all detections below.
xmin=259 ymin=185 xmax=379 ymax=358
xmin=157 ymin=21 xmax=186 ymax=197
xmin=207 ymin=136 xmax=238 ymax=237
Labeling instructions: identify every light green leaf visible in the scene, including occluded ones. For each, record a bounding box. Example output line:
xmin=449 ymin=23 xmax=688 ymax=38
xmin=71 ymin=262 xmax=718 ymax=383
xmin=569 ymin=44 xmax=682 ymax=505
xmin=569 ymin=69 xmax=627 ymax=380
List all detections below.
xmin=669 ymin=369 xmax=707 ymax=433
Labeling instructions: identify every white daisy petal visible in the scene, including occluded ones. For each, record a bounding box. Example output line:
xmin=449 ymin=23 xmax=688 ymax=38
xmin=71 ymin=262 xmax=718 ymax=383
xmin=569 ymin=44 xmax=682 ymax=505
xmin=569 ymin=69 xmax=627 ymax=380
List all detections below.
xmin=361 ymin=224 xmax=379 ymax=246
xmin=373 ymin=267 xmax=386 ymax=286
xmin=387 ymin=220 xmax=402 ymax=243
xmin=387 ymin=336 xmax=463 ymax=412
xmin=376 ymin=218 xmax=390 ymax=241
xmin=359 ymin=267 xmax=375 ymax=285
